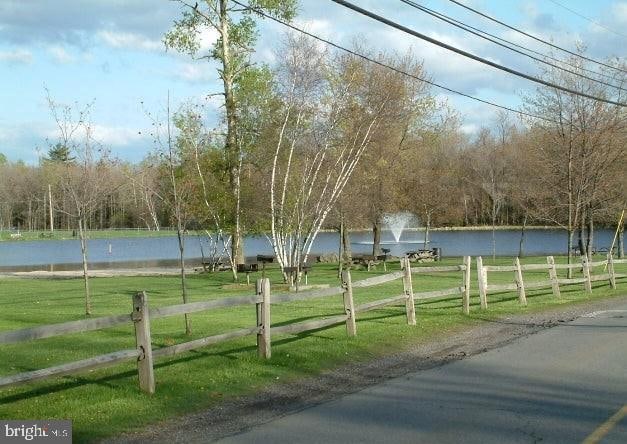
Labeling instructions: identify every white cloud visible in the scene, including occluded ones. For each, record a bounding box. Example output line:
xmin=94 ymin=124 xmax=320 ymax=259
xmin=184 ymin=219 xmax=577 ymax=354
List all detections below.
xmin=96 ymin=30 xmax=162 ymax=52
xmin=47 ymin=45 xmax=74 ymax=63
xmin=293 ymin=18 xmax=333 ymax=37
xmin=613 ymin=2 xmax=627 ymax=23
xmin=42 ymin=122 xmax=142 ymax=148
xmin=174 ymin=62 xmax=214 ymax=83
xmin=91 ymin=124 xmax=143 ymax=147
xmin=459 ymin=123 xmax=479 ymax=135
xmin=198 ymin=27 xmax=219 ymax=52
xmin=0 ymin=48 xmax=32 ymax=64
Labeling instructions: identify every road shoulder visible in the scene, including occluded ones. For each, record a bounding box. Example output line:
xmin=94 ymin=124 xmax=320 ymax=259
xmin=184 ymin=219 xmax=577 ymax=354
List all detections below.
xmin=105 ymin=295 xmax=627 ymax=444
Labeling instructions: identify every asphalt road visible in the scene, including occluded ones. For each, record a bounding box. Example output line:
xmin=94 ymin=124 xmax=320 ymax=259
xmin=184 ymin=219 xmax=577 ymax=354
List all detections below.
xmin=218 ymin=304 xmax=627 ymax=444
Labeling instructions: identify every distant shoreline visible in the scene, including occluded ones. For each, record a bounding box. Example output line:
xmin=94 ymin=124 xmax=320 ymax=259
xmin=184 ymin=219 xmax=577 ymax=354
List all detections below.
xmin=0 ymin=225 xmax=618 ymax=242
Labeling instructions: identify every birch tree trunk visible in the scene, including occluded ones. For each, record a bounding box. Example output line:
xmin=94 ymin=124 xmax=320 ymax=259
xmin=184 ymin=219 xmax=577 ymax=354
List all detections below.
xmin=78 ymin=216 xmax=91 ymax=316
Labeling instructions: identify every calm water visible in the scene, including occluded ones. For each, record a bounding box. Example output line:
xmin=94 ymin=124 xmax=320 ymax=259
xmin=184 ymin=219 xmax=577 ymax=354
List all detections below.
xmin=0 ymin=228 xmax=616 ymax=271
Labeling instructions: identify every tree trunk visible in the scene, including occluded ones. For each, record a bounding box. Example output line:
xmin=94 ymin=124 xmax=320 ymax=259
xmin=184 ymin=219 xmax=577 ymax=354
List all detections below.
xmin=567 ymin=144 xmax=574 ymax=279
xmin=619 ymin=226 xmax=624 ymax=259
xmin=518 ymin=213 xmax=527 ymax=258
xmin=424 ymin=212 xmax=431 ymax=251
xmin=567 ymin=227 xmax=575 ymax=279
xmin=578 ymin=224 xmax=586 ymax=258
xmin=586 ymin=212 xmax=594 ymax=261
xmin=338 ymin=217 xmax=344 ymax=279
xmin=219 ymin=0 xmax=244 ymax=272
xmin=78 ymin=216 xmax=91 ymax=316
xmin=176 ymin=228 xmax=191 ymax=335
xmin=491 ymin=204 xmax=497 ymax=262
xmin=342 ymin=223 xmax=352 ymax=266
xmin=372 ymin=220 xmax=382 ymax=256
xmin=48 ymin=184 xmax=54 ymax=233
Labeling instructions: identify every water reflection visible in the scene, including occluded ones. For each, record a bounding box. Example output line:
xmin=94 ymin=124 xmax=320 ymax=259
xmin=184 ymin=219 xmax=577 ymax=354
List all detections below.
xmin=0 ymin=228 xmax=616 ymax=271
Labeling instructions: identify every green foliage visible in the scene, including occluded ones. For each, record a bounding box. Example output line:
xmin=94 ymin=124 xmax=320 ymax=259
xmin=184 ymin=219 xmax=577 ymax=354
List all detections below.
xmin=164 ymin=0 xmax=296 ymax=78
xmin=45 ymin=143 xmax=75 ymax=163
xmin=0 ymin=152 xmax=6 ymax=165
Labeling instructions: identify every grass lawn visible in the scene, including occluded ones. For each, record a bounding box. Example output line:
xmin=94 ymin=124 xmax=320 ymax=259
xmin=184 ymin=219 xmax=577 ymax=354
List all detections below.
xmin=0 ymin=256 xmax=625 ymax=442
xmin=0 ymin=229 xmax=178 ymax=242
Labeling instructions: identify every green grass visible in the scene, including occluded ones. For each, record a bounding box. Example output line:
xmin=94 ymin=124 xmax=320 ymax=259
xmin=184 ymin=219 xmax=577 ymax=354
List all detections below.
xmin=0 ymin=229 xmax=178 ymax=242
xmin=0 ymin=257 xmax=625 ymax=442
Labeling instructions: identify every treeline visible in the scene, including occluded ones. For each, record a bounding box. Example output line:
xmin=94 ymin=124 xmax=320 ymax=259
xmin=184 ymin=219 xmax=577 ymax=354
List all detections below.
xmin=1 ymin=86 xmax=624 ymax=240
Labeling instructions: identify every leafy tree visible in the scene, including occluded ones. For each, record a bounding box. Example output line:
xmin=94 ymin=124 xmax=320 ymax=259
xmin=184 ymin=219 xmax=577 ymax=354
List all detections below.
xmin=165 ymin=0 xmax=296 ymax=268
xmin=0 ymin=152 xmax=6 ymax=165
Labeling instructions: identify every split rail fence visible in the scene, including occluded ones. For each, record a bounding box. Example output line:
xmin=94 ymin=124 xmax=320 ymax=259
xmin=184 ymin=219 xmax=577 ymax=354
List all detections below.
xmin=0 ymin=257 xmax=471 ymax=394
xmin=476 ymin=254 xmax=627 ymax=308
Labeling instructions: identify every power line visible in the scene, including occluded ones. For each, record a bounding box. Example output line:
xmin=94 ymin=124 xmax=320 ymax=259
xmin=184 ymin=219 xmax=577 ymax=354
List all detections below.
xmin=399 ymin=0 xmax=624 ymax=89
xmin=329 ymin=0 xmax=626 ymax=107
xmin=447 ymin=0 xmax=627 ymax=75
xmin=546 ymin=0 xmax=627 ymax=40
xmin=230 ymin=0 xmax=562 ymax=125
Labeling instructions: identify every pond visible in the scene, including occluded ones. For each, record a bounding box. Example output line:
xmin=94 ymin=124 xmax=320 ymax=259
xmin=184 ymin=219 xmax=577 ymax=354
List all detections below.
xmin=0 ymin=228 xmax=617 ymax=271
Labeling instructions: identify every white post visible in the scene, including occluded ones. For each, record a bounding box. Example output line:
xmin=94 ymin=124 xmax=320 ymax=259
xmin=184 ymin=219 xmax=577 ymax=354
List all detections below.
xmin=514 ymin=257 xmax=527 ymax=306
xmin=402 ymin=257 xmax=416 ymax=325
xmin=477 ymin=256 xmax=487 ymax=309
xmin=462 ymin=256 xmax=471 ymax=315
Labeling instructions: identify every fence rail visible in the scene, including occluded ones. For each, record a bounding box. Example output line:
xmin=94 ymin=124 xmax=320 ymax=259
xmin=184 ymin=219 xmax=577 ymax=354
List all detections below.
xmin=2 ymin=253 xmax=621 ymax=393
xmin=0 ymin=256 xmax=471 ymax=393
xmin=0 ymin=314 xmax=132 ymax=344
xmin=476 ymin=253 xmax=625 ymax=308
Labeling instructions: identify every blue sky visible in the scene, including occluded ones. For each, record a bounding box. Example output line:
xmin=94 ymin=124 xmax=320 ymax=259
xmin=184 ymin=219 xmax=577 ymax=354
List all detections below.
xmin=0 ymin=0 xmax=625 ymax=164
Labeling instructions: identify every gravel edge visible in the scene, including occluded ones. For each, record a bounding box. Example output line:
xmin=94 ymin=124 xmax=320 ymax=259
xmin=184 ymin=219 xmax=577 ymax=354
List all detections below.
xmin=104 ymin=295 xmax=627 ymax=444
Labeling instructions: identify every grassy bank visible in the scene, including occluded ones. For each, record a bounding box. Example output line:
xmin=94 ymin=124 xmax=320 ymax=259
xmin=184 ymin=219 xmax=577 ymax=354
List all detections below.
xmin=0 ymin=229 xmax=178 ymax=242
xmin=0 ymin=257 xmax=625 ymax=442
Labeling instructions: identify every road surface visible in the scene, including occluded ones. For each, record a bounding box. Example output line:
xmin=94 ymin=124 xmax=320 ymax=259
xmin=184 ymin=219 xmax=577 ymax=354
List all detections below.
xmin=218 ymin=304 xmax=627 ymax=443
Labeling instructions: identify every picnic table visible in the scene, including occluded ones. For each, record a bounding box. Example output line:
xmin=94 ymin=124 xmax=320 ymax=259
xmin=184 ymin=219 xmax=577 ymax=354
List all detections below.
xmin=283 ymin=265 xmax=311 ymax=285
xmin=352 ymin=254 xmax=389 ymax=271
xmin=237 ymin=263 xmax=259 ymax=284
xmin=406 ymin=248 xmax=441 ymax=262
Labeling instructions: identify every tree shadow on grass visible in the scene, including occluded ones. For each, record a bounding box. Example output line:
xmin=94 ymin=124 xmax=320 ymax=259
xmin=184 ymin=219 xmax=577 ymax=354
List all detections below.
xmin=0 ymin=321 xmax=350 ymax=404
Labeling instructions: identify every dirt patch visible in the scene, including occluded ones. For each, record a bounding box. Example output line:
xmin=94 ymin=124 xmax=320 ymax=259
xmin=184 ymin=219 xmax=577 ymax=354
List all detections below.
xmin=104 ymin=295 xmax=627 ymax=444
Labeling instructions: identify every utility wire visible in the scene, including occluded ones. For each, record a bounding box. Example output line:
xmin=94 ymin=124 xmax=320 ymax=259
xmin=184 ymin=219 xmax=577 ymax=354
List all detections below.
xmin=447 ymin=0 xmax=627 ymax=74
xmin=546 ymin=0 xmax=627 ymax=40
xmin=230 ymin=0 xmax=561 ymax=124
xmin=399 ymin=0 xmax=624 ymax=89
xmin=330 ymin=0 xmax=626 ymax=107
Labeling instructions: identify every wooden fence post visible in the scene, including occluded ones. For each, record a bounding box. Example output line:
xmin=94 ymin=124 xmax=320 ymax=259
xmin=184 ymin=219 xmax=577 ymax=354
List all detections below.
xmin=476 ymin=256 xmax=487 ymax=309
xmin=402 ymin=257 xmax=416 ymax=325
xmin=132 ymin=291 xmax=155 ymax=394
xmin=582 ymin=256 xmax=592 ymax=293
xmin=256 ymin=278 xmax=271 ymax=359
xmin=463 ymin=256 xmax=471 ymax=315
xmin=514 ymin=257 xmax=527 ymax=306
xmin=547 ymin=256 xmax=561 ymax=298
xmin=341 ymin=270 xmax=357 ymax=337
xmin=607 ymin=253 xmax=616 ymax=290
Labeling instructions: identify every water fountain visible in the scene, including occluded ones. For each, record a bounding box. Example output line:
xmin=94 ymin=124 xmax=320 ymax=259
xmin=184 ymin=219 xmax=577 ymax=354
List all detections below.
xmin=381 ymin=212 xmax=417 ymax=243
xmin=351 ymin=212 xmax=427 ymax=257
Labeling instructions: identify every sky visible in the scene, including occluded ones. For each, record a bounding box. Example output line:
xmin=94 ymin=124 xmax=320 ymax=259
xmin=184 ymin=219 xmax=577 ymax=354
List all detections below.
xmin=0 ymin=0 xmax=625 ymax=164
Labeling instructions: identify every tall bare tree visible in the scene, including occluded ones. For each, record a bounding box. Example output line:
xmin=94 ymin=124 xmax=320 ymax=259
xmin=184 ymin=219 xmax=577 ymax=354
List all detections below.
xmin=522 ymin=51 xmax=626 ymax=274
xmin=46 ymin=92 xmax=111 ymax=315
